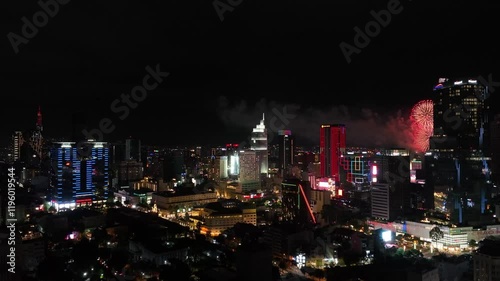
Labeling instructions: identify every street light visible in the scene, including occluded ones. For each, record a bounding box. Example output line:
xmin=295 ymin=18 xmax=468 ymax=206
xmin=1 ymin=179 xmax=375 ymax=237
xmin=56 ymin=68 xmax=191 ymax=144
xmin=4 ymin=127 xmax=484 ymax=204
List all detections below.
xmin=296 ymin=253 xmax=306 ymax=269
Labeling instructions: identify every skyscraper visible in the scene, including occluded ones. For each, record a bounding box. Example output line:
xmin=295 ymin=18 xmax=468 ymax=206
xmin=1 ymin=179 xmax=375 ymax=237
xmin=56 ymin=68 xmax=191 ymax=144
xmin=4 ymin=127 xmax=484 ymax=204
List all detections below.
xmin=10 ymin=131 xmax=24 ymax=162
xmin=219 ymin=156 xmax=228 ymax=179
xmin=239 ymin=150 xmax=260 ymax=192
xmin=51 ymin=141 xmax=109 ymax=209
xmin=319 ymin=124 xmax=346 ymax=183
xmin=281 ymin=178 xmax=316 ymax=225
xmin=370 ymin=149 xmax=412 ymax=220
xmin=278 ymin=130 xmax=294 ymax=177
xmin=429 ymin=77 xmax=492 ymax=224
xmin=432 ymin=78 xmax=489 ymax=152
xmin=29 ymin=106 xmax=43 ymax=159
xmin=126 ymin=138 xmax=141 ymax=161
xmin=226 ymin=144 xmax=240 ymax=177
xmin=251 ymin=114 xmax=268 ymax=177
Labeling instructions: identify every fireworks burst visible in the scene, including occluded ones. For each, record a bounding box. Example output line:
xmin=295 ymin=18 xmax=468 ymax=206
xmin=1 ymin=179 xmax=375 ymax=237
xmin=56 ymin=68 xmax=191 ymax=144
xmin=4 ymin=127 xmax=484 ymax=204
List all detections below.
xmin=411 ymin=100 xmax=433 ymax=152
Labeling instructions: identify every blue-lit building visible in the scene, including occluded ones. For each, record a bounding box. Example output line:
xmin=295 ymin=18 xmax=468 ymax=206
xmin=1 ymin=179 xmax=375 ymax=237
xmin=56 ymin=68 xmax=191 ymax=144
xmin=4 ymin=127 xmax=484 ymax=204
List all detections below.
xmin=51 ymin=141 xmax=109 ymax=210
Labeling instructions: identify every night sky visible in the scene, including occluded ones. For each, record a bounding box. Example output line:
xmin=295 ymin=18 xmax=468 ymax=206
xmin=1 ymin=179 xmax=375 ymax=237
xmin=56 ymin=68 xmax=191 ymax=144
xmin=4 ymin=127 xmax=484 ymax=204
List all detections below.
xmin=1 ymin=0 xmax=499 ymax=147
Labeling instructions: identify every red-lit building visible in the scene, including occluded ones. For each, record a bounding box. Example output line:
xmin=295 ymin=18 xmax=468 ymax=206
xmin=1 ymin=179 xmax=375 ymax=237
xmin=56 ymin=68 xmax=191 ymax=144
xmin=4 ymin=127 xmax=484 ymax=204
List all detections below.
xmin=319 ymin=124 xmax=346 ymax=183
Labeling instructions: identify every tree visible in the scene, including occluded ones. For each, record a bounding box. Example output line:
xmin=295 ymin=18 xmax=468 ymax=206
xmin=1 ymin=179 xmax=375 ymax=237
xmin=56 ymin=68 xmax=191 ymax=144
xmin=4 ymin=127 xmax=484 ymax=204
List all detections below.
xmin=429 ymin=226 xmax=444 ymax=250
xmin=469 ymin=239 xmax=477 ymax=247
xmin=404 ymin=249 xmax=423 ymax=259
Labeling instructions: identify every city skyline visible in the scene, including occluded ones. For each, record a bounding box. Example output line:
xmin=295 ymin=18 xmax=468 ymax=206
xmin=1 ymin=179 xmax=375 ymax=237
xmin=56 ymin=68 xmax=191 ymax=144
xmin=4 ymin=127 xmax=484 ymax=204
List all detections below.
xmin=3 ymin=2 xmax=500 ymax=281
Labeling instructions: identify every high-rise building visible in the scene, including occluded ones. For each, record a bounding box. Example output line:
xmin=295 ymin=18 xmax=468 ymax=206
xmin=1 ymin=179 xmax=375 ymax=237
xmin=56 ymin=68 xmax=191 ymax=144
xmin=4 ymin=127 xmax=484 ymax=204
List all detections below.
xmin=429 ymin=77 xmax=492 ymax=224
xmin=110 ymin=142 xmax=125 ymax=166
xmin=226 ymin=144 xmax=240 ymax=177
xmin=51 ymin=141 xmax=109 ymax=209
xmin=491 ymin=114 xmax=500 ymax=185
xmin=431 ymin=77 xmax=490 ymax=160
xmin=126 ymin=138 xmax=141 ymax=161
xmin=370 ymin=149 xmax=413 ymax=220
xmin=28 ymin=106 xmax=43 ymax=159
xmin=371 ymin=183 xmax=390 ymax=220
xmin=432 ymin=78 xmax=489 ymax=152
xmin=250 ymin=114 xmax=268 ymax=177
xmin=219 ymin=156 xmax=228 ymax=179
xmin=281 ymin=179 xmax=316 ymax=225
xmin=340 ymin=148 xmax=371 ymax=186
xmin=10 ymin=131 xmax=24 ymax=162
xmin=161 ymin=149 xmax=185 ymax=182
xmin=320 ymin=124 xmax=346 ymax=183
xmin=278 ymin=130 xmax=294 ymax=177
xmin=239 ymin=150 xmax=260 ymax=192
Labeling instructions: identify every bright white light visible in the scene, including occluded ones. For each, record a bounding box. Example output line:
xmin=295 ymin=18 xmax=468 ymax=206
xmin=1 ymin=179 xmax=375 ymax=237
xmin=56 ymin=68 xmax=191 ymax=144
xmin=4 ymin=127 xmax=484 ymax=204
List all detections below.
xmin=296 ymin=254 xmax=306 ymax=269
xmin=382 ymin=230 xmax=392 ymax=242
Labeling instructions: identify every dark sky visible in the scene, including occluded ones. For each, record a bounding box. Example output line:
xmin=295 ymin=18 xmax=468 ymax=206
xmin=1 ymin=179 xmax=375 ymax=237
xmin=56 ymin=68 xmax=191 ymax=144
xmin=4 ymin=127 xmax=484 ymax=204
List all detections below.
xmin=1 ymin=0 xmax=499 ymax=147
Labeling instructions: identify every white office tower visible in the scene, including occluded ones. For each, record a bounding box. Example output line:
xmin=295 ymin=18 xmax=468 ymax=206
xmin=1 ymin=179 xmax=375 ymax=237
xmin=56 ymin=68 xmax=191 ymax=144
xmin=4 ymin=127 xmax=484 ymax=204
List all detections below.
xmin=251 ymin=114 xmax=268 ymax=177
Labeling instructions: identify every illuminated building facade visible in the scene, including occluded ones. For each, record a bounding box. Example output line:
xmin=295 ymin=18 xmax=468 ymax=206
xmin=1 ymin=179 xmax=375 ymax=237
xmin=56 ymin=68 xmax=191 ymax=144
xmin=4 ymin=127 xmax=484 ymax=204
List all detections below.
xmin=278 ymin=130 xmax=294 ymax=177
xmin=239 ymin=150 xmax=260 ymax=192
xmin=226 ymin=143 xmax=240 ymax=177
xmin=432 ymin=78 xmax=489 ymax=152
xmin=10 ymin=131 xmax=24 ymax=162
xmin=429 ymin=78 xmax=492 ymax=224
xmin=29 ymin=106 xmax=44 ymax=159
xmin=320 ymin=124 xmax=346 ymax=184
xmin=218 ymin=156 xmax=228 ymax=179
xmin=281 ymin=179 xmax=316 ymax=225
xmin=51 ymin=141 xmax=109 ymax=209
xmin=250 ymin=114 xmax=268 ymax=177
xmin=341 ymin=149 xmax=371 ymax=186
xmin=371 ymin=183 xmax=390 ymax=220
